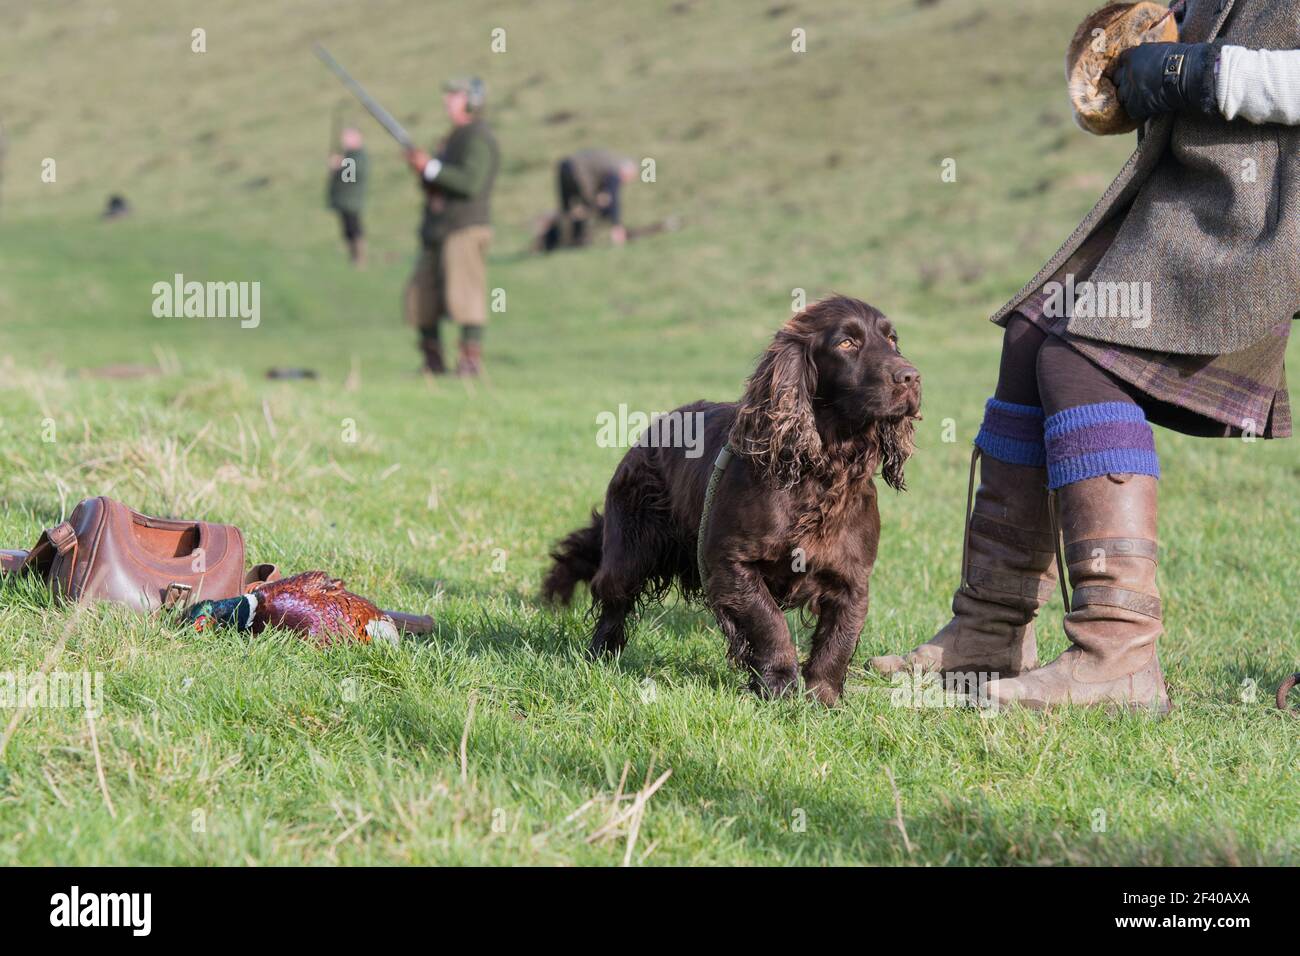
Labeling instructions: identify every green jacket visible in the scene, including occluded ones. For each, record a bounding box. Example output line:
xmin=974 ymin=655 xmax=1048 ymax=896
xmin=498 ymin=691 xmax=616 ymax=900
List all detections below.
xmin=326 ymin=148 xmax=368 ymax=214
xmin=420 ymin=118 xmax=499 ymax=246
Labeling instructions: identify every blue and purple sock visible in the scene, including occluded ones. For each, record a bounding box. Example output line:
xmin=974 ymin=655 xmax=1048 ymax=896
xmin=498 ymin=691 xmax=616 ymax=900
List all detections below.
xmin=974 ymin=398 xmax=1046 ymax=466
xmin=1044 ymin=402 xmax=1160 ymax=490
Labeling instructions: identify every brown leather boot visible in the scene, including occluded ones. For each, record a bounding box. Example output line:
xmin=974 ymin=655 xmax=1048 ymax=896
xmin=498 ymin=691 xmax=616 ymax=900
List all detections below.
xmin=870 ymin=449 xmax=1056 ymax=677
xmin=982 ymin=473 xmax=1170 ymax=712
xmin=456 ymin=341 xmax=483 ymax=377
xmin=347 ymin=237 xmax=366 ymax=268
xmin=420 ymin=337 xmax=446 ymax=375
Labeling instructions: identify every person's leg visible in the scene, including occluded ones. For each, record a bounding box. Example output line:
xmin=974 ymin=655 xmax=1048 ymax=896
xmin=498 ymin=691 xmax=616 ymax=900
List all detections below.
xmin=445 ymin=225 xmax=490 ymax=376
xmin=993 ymin=316 xmax=1047 ymax=406
xmin=541 ymin=212 xmax=562 ymax=253
xmin=570 ymin=209 xmax=588 ymax=246
xmin=546 ymin=162 xmax=570 ymax=253
xmin=1035 ymin=335 xmax=1134 ymax=415
xmin=404 ymin=247 xmax=445 ymax=374
xmin=984 ymin=337 xmax=1168 ymax=711
xmin=871 ymin=317 xmax=1058 ymax=678
xmin=338 ymin=211 xmax=352 ymax=258
xmin=346 ymin=212 xmax=366 ymax=267
xmin=342 ymin=212 xmax=366 ymax=267
xmin=558 ymin=159 xmax=579 ymax=210
xmin=557 ymin=160 xmax=587 ymax=248
xmin=459 ymin=324 xmax=485 ymax=375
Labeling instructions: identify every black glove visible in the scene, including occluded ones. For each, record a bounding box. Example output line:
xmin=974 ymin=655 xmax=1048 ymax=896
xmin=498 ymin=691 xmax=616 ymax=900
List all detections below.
xmin=1112 ymin=42 xmax=1219 ymax=122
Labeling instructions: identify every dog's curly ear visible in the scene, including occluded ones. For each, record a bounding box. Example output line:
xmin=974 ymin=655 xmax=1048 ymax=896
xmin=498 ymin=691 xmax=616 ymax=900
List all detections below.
xmin=729 ymin=320 xmax=825 ymax=486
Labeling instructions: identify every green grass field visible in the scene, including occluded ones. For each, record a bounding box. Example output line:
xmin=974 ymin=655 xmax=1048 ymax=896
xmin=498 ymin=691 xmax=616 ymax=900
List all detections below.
xmin=0 ymin=0 xmax=1296 ymax=865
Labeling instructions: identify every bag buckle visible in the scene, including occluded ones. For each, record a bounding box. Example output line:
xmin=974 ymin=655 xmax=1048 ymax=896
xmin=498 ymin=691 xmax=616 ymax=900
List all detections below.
xmin=162 ymin=582 xmax=193 ymax=609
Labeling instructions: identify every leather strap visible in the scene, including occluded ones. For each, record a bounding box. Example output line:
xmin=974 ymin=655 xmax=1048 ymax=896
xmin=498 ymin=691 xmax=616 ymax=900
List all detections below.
xmin=1064 ymin=536 xmax=1158 ymax=565
xmin=43 ymin=521 xmax=79 ymax=592
xmin=966 ymin=564 xmax=1059 ymax=601
xmin=0 ymin=550 xmax=29 ymax=574
xmin=968 ymin=513 xmax=1057 ymax=554
xmin=696 ymin=444 xmax=733 ymax=589
xmin=162 ymin=582 xmax=194 ymax=609
xmin=1071 ymin=585 xmax=1163 ymax=620
xmin=47 ymin=521 xmax=77 ymax=555
xmin=1048 ymin=489 xmax=1070 ymax=613
xmin=960 ymin=447 xmax=980 ymax=589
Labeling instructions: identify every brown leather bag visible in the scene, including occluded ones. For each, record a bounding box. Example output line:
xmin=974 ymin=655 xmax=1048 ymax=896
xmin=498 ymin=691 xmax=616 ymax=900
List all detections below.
xmin=8 ymin=497 xmax=278 ymax=612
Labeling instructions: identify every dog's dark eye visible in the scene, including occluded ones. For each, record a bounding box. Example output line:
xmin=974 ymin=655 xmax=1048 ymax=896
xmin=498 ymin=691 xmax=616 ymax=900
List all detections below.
xmin=837 ymin=339 xmax=859 ymax=352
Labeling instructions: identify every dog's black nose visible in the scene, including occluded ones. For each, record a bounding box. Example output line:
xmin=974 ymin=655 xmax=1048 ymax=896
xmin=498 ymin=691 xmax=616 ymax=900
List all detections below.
xmin=892 ymin=365 xmax=920 ymax=386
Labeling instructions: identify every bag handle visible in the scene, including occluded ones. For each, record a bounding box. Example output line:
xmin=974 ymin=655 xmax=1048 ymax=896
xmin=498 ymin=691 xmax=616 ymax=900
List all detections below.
xmin=20 ymin=521 xmax=79 ymax=589
xmin=244 ymin=563 xmax=281 ymax=591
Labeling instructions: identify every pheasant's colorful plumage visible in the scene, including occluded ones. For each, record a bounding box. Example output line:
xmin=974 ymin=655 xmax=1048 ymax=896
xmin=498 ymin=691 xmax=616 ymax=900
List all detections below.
xmin=186 ymin=571 xmax=400 ymax=647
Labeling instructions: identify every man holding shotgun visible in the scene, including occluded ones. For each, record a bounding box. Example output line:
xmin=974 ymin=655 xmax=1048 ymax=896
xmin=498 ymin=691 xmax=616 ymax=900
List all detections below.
xmin=403 ymin=77 xmax=499 ymax=377
xmin=313 ymin=51 xmax=500 ymax=376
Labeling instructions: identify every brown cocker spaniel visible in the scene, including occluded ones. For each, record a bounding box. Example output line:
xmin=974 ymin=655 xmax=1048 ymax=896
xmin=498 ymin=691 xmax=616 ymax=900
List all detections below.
xmin=543 ymin=295 xmax=921 ymax=705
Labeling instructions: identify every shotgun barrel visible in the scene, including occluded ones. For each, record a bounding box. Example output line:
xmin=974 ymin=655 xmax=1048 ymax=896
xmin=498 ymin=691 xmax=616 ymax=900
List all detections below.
xmin=313 ymin=44 xmax=415 ymax=150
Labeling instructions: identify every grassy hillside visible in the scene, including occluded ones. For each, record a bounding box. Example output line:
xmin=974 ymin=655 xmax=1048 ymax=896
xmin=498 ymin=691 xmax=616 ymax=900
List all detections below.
xmin=0 ymin=0 xmax=1296 ymax=865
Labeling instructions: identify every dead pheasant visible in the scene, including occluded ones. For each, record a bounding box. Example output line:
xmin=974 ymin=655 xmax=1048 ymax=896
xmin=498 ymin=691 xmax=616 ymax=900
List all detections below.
xmin=185 ymin=571 xmax=400 ymax=647
xmin=1068 ymin=2 xmax=1179 ymax=135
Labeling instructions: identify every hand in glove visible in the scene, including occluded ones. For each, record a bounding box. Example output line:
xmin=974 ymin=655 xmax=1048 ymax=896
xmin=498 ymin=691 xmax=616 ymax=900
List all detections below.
xmin=1112 ymin=41 xmax=1220 ymax=121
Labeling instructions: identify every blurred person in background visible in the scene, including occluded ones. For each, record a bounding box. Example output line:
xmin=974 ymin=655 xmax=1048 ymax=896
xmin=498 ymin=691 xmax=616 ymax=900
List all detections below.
xmin=326 ymin=126 xmax=368 ymax=267
xmin=542 ymin=148 xmax=637 ymax=252
xmin=404 ymin=76 xmax=499 ymax=377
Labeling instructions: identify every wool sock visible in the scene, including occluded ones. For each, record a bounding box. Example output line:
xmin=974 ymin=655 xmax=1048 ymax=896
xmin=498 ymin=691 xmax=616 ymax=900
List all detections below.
xmin=1044 ymin=401 xmax=1160 ymax=490
xmin=974 ymin=398 xmax=1046 ymax=466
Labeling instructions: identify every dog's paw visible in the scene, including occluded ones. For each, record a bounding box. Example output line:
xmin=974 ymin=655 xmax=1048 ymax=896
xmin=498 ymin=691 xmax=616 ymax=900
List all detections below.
xmin=802 ymin=678 xmax=843 ymax=707
xmin=749 ymin=665 xmax=800 ymax=700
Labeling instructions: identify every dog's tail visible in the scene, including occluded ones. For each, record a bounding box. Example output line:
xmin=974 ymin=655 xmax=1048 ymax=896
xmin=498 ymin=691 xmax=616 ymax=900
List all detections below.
xmin=541 ymin=510 xmax=604 ymax=605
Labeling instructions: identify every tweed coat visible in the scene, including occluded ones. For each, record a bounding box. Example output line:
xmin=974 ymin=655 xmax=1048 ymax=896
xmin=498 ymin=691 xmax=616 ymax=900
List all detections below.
xmin=993 ymin=0 xmax=1300 ymax=356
